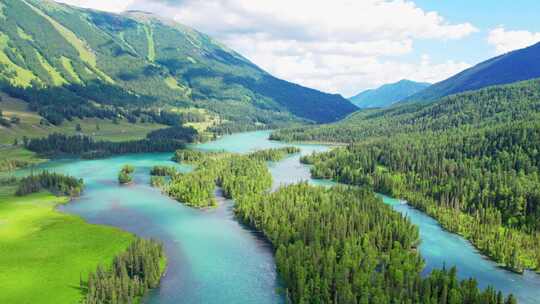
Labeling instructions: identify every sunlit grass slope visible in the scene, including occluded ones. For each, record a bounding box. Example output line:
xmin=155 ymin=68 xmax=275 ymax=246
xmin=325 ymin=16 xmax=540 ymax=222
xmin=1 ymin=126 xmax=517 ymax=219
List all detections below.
xmin=0 ymin=185 xmax=134 ymax=304
xmin=0 ymin=95 xmax=167 ymax=145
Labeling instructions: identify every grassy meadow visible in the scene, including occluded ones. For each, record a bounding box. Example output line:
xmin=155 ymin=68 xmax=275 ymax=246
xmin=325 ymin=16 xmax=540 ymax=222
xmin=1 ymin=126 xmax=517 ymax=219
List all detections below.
xmin=0 ymin=185 xmax=134 ymax=304
xmin=0 ymin=93 xmax=170 ymax=172
xmin=0 ymin=94 xmax=168 ymax=145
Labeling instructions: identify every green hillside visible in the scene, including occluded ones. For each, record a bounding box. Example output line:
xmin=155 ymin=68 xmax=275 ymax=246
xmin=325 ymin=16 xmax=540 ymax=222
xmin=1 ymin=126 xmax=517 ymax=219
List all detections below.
xmin=273 ymin=79 xmax=540 ymax=143
xmin=0 ymin=0 xmax=356 ymax=133
xmin=273 ymin=79 xmax=540 ymax=272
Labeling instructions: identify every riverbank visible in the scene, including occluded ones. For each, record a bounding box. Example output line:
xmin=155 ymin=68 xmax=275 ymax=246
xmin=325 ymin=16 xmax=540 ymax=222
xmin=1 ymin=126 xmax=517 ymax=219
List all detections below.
xmin=0 ymin=185 xmax=134 ymax=304
xmin=297 ymin=138 xmax=540 ymax=274
xmin=383 ymin=194 xmax=529 ymax=274
xmin=17 ymin=130 xmax=540 ymax=304
xmin=377 ymin=186 xmax=539 ymax=274
xmin=0 ymin=146 xmax=46 ymax=173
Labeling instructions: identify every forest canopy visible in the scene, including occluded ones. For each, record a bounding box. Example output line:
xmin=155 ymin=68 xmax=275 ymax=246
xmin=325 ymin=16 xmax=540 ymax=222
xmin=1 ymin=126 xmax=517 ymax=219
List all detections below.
xmin=274 ymin=79 xmax=540 ymax=273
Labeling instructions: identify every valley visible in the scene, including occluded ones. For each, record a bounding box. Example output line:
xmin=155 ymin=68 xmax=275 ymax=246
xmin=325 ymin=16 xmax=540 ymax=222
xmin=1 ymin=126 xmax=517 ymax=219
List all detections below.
xmin=1 ymin=1 xmax=540 ymax=303
xmin=2 ymin=131 xmax=537 ymax=303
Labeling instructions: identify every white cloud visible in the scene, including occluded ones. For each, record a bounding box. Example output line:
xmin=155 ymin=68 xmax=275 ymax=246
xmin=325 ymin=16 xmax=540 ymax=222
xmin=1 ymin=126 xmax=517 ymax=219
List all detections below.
xmin=247 ymin=50 xmax=471 ymax=96
xmin=223 ymin=33 xmax=471 ymax=95
xmin=55 ymin=0 xmax=135 ymax=13
xmin=55 ymin=0 xmax=477 ymax=95
xmin=488 ymin=27 xmax=540 ymax=55
xmin=155 ymin=0 xmax=477 ymax=41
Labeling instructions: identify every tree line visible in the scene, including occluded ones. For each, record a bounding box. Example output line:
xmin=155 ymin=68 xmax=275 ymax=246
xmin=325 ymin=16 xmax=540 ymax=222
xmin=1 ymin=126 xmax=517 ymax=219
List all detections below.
xmin=301 ymin=120 xmax=540 ymax=272
xmin=165 ymin=154 xmax=272 ymax=208
xmin=172 ymin=150 xmax=221 ymax=163
xmin=271 ymin=79 xmax=540 ymax=144
xmin=24 ymin=133 xmax=188 ymax=158
xmin=165 ymin=148 xmax=288 ymax=208
xmin=159 ymin=148 xmax=515 ymax=302
xmin=273 ymin=78 xmax=540 ymax=273
xmin=235 ymin=183 xmax=517 ymax=304
xmin=150 ymin=165 xmax=177 ymax=177
xmin=82 ymin=238 xmax=166 ymax=304
xmin=146 ymin=126 xmax=201 ymax=143
xmin=16 ymin=171 xmax=83 ymax=197
xmin=247 ymin=146 xmax=301 ymax=162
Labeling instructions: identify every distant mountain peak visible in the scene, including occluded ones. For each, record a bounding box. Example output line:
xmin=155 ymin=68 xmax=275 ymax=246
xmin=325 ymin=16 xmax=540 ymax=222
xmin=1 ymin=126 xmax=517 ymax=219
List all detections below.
xmin=349 ymin=79 xmax=430 ymax=108
xmin=405 ymin=41 xmax=540 ymax=103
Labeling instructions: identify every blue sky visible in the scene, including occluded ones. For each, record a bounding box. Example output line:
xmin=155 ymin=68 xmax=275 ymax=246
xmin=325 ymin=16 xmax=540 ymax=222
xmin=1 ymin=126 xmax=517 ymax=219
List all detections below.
xmin=410 ymin=0 xmax=540 ymax=64
xmin=57 ymin=0 xmax=540 ymax=96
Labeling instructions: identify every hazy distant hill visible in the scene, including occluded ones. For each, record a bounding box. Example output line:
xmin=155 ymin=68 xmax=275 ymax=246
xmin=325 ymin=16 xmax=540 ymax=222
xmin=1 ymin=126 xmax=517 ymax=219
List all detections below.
xmin=349 ymin=80 xmax=430 ymax=108
xmin=406 ymin=42 xmax=540 ymax=103
xmin=0 ymin=0 xmax=356 ymax=129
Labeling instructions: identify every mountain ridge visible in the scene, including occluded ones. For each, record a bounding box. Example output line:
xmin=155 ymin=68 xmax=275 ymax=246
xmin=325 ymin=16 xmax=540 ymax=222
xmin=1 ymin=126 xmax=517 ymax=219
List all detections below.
xmin=405 ymin=41 xmax=540 ymax=103
xmin=0 ymin=0 xmax=356 ymax=130
xmin=349 ymin=79 xmax=430 ymax=108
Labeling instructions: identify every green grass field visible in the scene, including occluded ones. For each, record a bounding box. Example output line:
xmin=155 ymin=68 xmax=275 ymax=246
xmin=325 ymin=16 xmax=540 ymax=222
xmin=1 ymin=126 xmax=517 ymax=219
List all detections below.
xmin=0 ymin=94 xmax=169 ymax=173
xmin=0 ymin=96 xmax=168 ymax=145
xmin=0 ymin=186 xmax=134 ymax=304
xmin=0 ymin=145 xmax=43 ymax=163
xmin=0 ymin=146 xmax=44 ymax=173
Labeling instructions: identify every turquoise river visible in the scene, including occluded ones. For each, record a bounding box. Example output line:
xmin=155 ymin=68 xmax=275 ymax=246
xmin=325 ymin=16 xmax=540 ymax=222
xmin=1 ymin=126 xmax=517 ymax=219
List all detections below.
xmin=29 ymin=130 xmax=540 ymax=303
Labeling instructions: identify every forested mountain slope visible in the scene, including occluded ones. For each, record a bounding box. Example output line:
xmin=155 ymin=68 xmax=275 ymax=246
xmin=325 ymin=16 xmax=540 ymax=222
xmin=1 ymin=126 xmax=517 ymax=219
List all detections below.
xmin=0 ymin=0 xmax=356 ymax=131
xmin=349 ymin=79 xmax=430 ymax=108
xmin=272 ymin=79 xmax=540 ymax=143
xmin=273 ymin=79 xmax=540 ymax=272
xmin=406 ymin=42 xmax=540 ymax=103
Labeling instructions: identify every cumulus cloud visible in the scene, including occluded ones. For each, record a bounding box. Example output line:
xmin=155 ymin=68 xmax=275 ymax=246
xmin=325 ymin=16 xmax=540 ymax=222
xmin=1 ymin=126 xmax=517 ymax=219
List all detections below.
xmin=55 ymin=0 xmax=477 ymax=95
xmin=488 ymin=27 xmax=540 ymax=55
xmin=253 ymin=52 xmax=471 ymax=96
xmin=135 ymin=0 xmax=477 ymax=41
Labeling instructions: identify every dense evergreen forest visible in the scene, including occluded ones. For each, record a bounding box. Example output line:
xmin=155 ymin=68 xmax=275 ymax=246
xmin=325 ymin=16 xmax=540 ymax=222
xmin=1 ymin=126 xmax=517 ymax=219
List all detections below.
xmin=82 ymin=238 xmax=166 ymax=304
xmin=247 ymin=146 xmax=301 ymax=161
xmin=301 ymin=122 xmax=540 ymax=272
xmin=166 ymin=151 xmax=273 ymax=208
xmin=24 ymin=131 xmax=191 ymax=158
xmin=165 ymin=147 xmax=300 ymax=207
xmin=15 ymin=171 xmax=83 ymax=196
xmin=236 ymin=183 xmax=517 ymax=304
xmin=172 ymin=150 xmax=221 ymax=163
xmin=272 ymin=80 xmax=540 ymax=272
xmin=150 ymin=165 xmax=177 ymax=177
xmin=146 ymin=126 xmax=200 ymax=143
xmin=271 ymin=79 xmax=540 ymax=143
xmin=162 ymin=148 xmax=514 ymax=302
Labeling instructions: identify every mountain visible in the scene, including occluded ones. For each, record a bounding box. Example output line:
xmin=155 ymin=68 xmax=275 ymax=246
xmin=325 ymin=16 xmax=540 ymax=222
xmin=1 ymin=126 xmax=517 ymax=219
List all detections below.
xmin=406 ymin=41 xmax=540 ymax=103
xmin=349 ymin=80 xmax=430 ymax=108
xmin=272 ymin=78 xmax=540 ymax=143
xmin=0 ymin=0 xmax=356 ymax=130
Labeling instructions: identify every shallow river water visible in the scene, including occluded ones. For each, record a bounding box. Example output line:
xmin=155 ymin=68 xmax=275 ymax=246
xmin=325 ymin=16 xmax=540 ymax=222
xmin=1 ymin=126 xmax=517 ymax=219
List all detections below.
xmin=31 ymin=130 xmax=540 ymax=303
